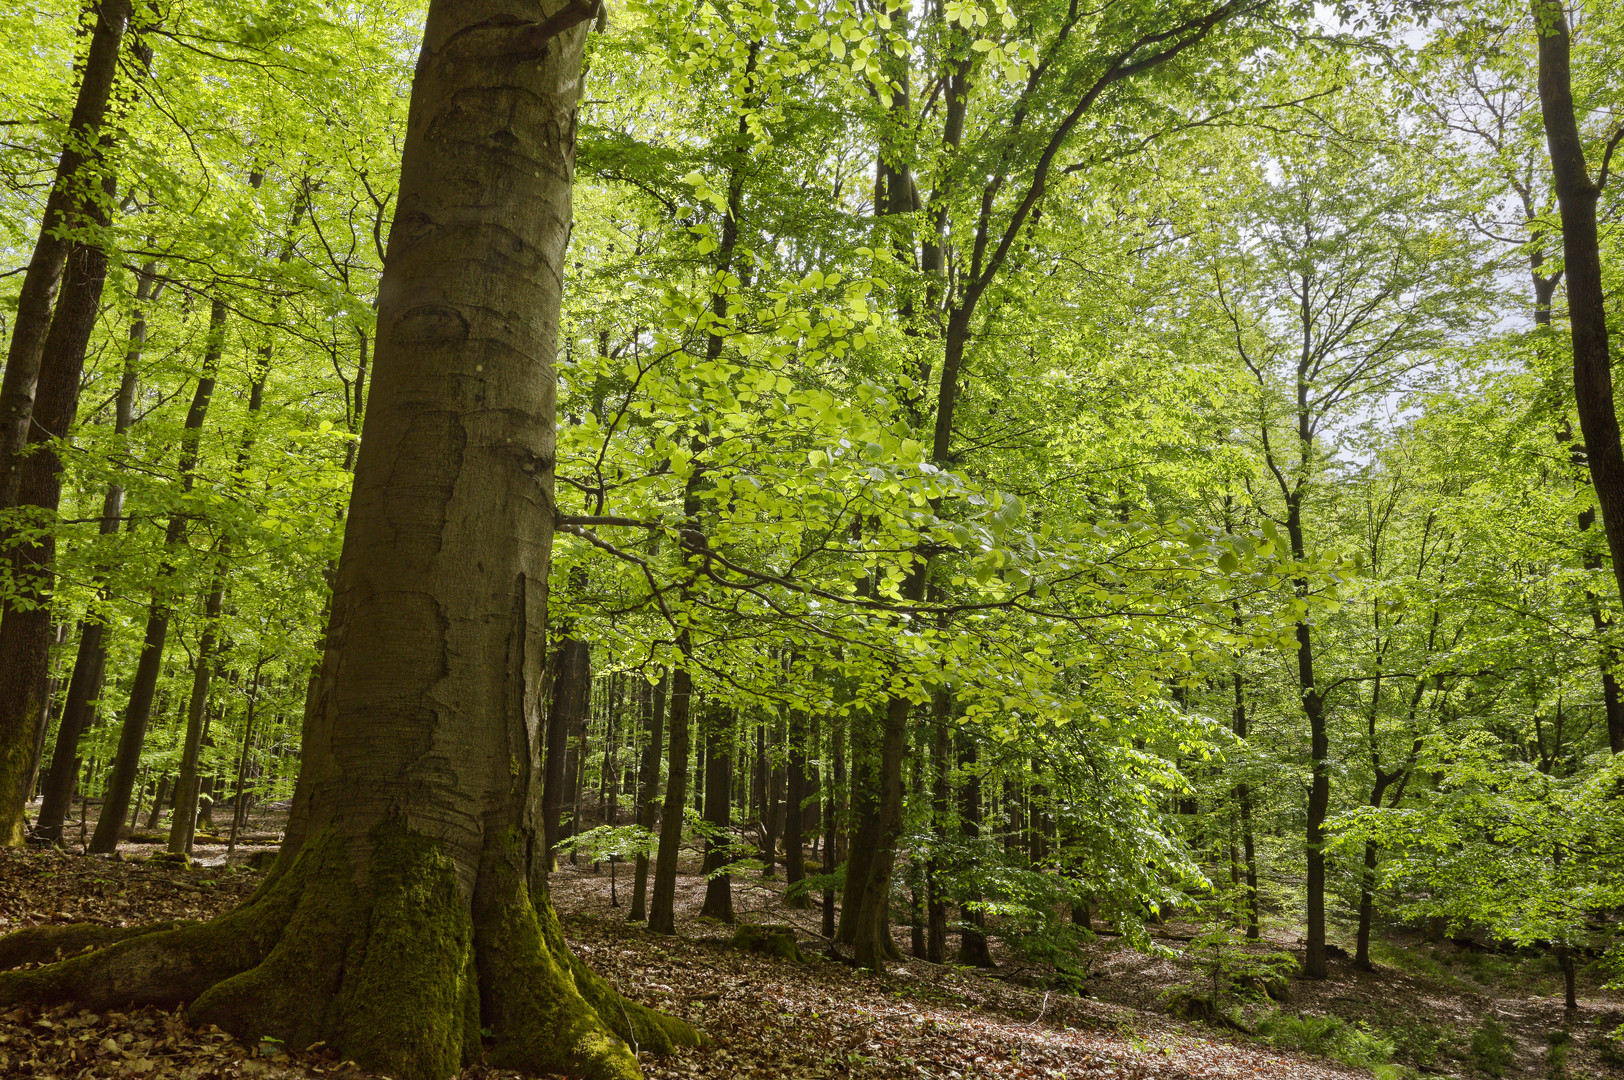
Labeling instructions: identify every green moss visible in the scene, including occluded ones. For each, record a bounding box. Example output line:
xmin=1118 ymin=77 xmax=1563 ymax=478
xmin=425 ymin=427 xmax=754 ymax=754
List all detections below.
xmin=474 ymin=847 xmax=641 ymax=1080
xmin=189 ymin=828 xmax=360 ymax=1052
xmin=729 ymin=924 xmax=805 ymax=963
xmin=332 ymin=821 xmax=475 ymax=1080
xmin=0 ymin=836 xmax=310 ymax=1013
xmin=0 ymin=921 xmax=188 ymax=972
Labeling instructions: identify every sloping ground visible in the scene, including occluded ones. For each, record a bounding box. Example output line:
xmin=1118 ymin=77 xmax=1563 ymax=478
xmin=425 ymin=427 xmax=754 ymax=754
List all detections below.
xmin=0 ymin=847 xmax=1363 ymax=1080
xmin=1 ymin=845 xmax=1611 ymax=1079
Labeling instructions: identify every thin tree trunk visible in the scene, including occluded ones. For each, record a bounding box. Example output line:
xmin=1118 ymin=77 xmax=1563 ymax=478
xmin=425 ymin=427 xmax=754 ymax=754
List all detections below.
xmin=541 ymin=634 xmax=591 ymax=866
xmin=925 ymin=687 xmax=950 ymax=962
xmin=699 ymin=705 xmax=734 ymax=923
xmin=629 ymin=672 xmax=666 ymax=922
xmin=956 ymin=735 xmax=993 ymax=967
xmin=1232 ymin=673 xmax=1259 ymax=939
xmin=226 ymin=662 xmax=264 ymax=856
xmin=783 ymin=705 xmax=807 ymax=908
xmin=649 ymin=657 xmax=693 ymax=936
xmin=822 ymin=717 xmax=842 ymax=939
xmin=88 ymin=297 xmax=225 ymax=853
xmin=169 ymin=182 xmax=306 ymax=855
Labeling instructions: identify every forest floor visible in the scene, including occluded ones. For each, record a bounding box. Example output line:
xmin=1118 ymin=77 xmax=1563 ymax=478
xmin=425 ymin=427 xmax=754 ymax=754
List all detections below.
xmin=0 ymin=823 xmax=1618 ymax=1079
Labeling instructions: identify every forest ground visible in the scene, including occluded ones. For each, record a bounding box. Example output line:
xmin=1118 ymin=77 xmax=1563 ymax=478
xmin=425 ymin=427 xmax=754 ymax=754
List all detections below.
xmin=0 ymin=812 xmax=1618 ymax=1079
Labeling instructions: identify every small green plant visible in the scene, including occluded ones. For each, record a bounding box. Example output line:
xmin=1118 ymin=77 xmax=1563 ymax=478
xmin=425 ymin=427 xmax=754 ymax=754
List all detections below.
xmin=1256 ymin=1012 xmax=1395 ymax=1071
xmin=1545 ymin=1029 xmax=1570 ymax=1079
xmin=1387 ymin=1020 xmax=1447 ymax=1067
xmin=1469 ymin=1016 xmax=1514 ymax=1078
xmin=1179 ymin=923 xmax=1295 ymax=1015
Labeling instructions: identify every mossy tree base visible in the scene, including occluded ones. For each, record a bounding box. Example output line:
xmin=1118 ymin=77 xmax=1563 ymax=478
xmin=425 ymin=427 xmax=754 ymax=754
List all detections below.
xmin=0 ymin=823 xmax=700 ymax=1080
xmin=730 ymin=924 xmax=806 ymax=962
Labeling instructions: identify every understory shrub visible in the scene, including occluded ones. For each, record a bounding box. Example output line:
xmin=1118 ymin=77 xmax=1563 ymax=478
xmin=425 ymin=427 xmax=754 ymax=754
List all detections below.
xmin=1469 ymin=1016 xmax=1514 ymax=1077
xmin=1256 ymin=1012 xmax=1395 ymax=1071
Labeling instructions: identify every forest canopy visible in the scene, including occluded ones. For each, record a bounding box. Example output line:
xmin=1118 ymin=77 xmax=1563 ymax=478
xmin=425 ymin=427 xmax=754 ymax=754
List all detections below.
xmin=0 ymin=0 xmax=1622 ymax=1076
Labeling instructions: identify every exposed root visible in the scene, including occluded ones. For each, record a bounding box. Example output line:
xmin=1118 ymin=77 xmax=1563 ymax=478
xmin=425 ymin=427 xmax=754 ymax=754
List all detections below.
xmin=475 ymin=828 xmax=699 ymax=1080
xmin=0 ymin=853 xmax=304 ymax=1012
xmin=546 ymin=899 xmax=703 ymax=1054
xmin=0 ymin=921 xmax=187 ymax=972
xmin=0 ymin=822 xmax=699 ymax=1080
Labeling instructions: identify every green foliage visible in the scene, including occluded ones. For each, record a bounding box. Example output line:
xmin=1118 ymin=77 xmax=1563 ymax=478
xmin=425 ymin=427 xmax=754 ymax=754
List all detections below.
xmin=1179 ymin=924 xmax=1295 ymax=1011
xmin=1255 ymin=1012 xmax=1396 ymax=1072
xmin=1469 ymin=1016 xmax=1514 ymax=1078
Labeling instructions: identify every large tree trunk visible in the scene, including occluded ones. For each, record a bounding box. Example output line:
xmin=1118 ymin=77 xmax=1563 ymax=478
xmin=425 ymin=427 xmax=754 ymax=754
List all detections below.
xmin=1535 ymin=1 xmax=1624 ymax=654
xmin=0 ymin=201 xmax=116 ymax=844
xmin=2 ymin=5 xmax=697 ymax=1077
xmin=0 ymin=0 xmax=132 ymax=504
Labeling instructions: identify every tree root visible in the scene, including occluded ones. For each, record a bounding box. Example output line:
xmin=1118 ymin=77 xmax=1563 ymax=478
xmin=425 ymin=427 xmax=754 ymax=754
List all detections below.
xmin=0 ymin=921 xmax=187 ymax=972
xmin=0 ymin=822 xmax=699 ymax=1080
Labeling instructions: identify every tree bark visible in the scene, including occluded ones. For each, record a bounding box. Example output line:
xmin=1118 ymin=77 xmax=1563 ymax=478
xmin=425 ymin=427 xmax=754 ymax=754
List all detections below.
xmin=628 ymin=672 xmax=665 ymax=922
xmin=698 ymin=705 xmax=734 ymax=922
xmin=649 ymin=659 xmax=693 ymax=936
xmin=1535 ymin=1 xmax=1624 ymax=667
xmin=783 ymin=706 xmax=807 ymax=908
xmin=88 ymin=297 xmax=225 ymax=854
xmin=2 ymin=6 xmax=699 ymax=1077
xmin=956 ymin=736 xmax=993 ymax=968
xmin=0 ymin=196 xmax=117 ymax=845
xmin=925 ymin=687 xmax=950 ymax=961
xmin=0 ymin=0 xmax=133 ymax=503
xmin=822 ymin=717 xmax=842 ymax=939
xmin=1231 ymin=674 xmax=1259 ymax=939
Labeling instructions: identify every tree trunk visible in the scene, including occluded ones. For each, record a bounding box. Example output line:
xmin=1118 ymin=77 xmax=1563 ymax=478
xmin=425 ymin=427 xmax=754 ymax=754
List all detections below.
xmin=0 ymin=0 xmax=133 ymax=503
xmin=956 ymin=736 xmax=994 ymax=967
xmin=838 ymin=717 xmax=882 ymax=945
xmin=822 ymin=717 xmax=842 ymax=939
xmin=144 ymin=774 xmax=170 ymax=831
xmin=1231 ymin=673 xmax=1259 ymax=939
xmin=226 ymin=664 xmax=264 ymax=856
xmin=628 ymin=673 xmax=666 ymax=922
xmin=0 ymin=208 xmax=116 ymax=845
xmin=698 ymin=705 xmax=734 ymax=923
xmin=167 ymin=592 xmax=224 ymax=854
xmin=649 ymin=659 xmax=693 ymax=936
xmin=88 ymin=297 xmax=225 ymax=854
xmin=1285 ymin=492 xmax=1331 ymax=980
xmin=925 ymin=688 xmax=950 ymax=962
xmin=1535 ymin=1 xmax=1624 ymax=669
xmin=783 ymin=707 xmax=807 ymax=908
xmin=760 ymin=717 xmax=779 ymax=879
xmin=35 ymin=261 xmax=151 ymax=844
xmin=541 ymin=633 xmax=587 ymax=868
xmin=0 ymin=8 xmax=699 ymax=1077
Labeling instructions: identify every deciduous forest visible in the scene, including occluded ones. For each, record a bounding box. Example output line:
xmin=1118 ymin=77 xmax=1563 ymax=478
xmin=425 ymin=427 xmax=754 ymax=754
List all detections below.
xmin=0 ymin=0 xmax=1621 ymax=1077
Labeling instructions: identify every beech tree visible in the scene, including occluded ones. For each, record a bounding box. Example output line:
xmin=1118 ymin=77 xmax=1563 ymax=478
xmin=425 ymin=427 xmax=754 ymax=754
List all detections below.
xmin=0 ymin=2 xmax=698 ymax=1077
